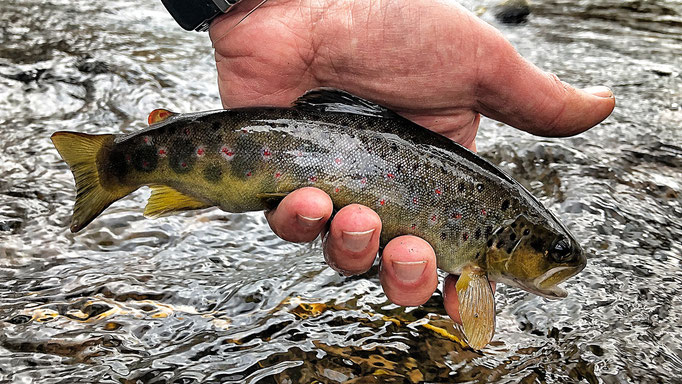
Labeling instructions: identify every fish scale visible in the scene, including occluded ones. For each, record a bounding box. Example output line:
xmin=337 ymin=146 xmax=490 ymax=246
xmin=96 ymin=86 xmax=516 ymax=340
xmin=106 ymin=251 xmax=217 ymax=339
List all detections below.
xmin=51 ymin=88 xmax=586 ymax=350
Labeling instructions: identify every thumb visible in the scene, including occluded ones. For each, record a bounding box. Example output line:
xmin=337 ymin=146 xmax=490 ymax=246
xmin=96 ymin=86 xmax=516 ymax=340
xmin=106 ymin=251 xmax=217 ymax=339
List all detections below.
xmin=475 ymin=36 xmax=615 ymax=137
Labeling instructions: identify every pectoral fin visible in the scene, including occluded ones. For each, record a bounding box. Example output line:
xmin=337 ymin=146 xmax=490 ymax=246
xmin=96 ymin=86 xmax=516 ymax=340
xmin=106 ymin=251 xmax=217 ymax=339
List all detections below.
xmin=256 ymin=192 xmax=289 ymax=210
xmin=144 ymin=185 xmax=210 ymax=218
xmin=456 ymin=264 xmax=495 ymax=350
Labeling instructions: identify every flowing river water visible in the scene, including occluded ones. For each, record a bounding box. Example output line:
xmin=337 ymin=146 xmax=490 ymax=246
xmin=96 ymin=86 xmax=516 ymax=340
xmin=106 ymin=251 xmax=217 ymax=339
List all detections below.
xmin=1 ymin=0 xmax=680 ymax=383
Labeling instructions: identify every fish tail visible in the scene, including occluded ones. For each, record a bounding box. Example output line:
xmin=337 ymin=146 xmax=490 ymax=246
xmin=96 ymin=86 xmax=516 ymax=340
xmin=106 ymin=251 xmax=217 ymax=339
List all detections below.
xmin=51 ymin=131 xmax=135 ymax=233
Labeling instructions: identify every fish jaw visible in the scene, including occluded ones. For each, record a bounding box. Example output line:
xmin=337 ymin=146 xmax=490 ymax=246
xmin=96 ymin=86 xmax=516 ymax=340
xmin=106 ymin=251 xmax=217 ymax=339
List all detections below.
xmin=484 ymin=214 xmax=587 ymax=300
xmin=534 ymin=259 xmax=586 ymax=299
xmin=493 ymin=256 xmax=585 ymax=299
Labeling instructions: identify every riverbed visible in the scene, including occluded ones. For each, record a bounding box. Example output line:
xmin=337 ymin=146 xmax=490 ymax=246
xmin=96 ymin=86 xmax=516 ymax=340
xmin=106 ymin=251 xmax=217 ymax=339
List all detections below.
xmin=1 ymin=0 xmax=680 ymax=382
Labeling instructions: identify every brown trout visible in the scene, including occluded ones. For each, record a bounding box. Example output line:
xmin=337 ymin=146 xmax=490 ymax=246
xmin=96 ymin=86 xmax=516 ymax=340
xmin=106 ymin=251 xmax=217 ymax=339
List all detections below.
xmin=51 ymin=88 xmax=586 ymax=349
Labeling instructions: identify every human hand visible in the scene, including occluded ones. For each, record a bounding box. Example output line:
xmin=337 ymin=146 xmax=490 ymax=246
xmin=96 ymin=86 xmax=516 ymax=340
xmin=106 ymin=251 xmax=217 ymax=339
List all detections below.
xmin=209 ymin=0 xmax=614 ymax=325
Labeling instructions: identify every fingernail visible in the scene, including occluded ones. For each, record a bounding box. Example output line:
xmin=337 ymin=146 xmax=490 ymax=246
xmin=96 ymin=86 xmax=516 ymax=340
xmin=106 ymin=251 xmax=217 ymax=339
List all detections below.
xmin=341 ymin=229 xmax=375 ymax=252
xmin=392 ymin=260 xmax=427 ymax=283
xmin=583 ymin=85 xmax=613 ymax=98
xmin=297 ymin=214 xmax=324 ymax=227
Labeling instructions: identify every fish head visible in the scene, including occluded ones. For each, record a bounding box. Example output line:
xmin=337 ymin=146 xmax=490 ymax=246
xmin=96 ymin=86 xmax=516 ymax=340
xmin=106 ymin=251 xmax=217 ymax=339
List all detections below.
xmin=485 ymin=214 xmax=586 ymax=299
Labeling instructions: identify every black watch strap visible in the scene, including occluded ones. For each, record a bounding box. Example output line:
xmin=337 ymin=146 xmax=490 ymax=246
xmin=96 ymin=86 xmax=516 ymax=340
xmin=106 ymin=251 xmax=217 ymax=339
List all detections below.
xmin=161 ymin=0 xmax=239 ymax=31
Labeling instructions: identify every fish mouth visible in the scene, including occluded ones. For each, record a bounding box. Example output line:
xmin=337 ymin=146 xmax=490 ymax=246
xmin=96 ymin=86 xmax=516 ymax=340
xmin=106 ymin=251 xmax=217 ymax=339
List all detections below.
xmin=529 ymin=266 xmax=583 ymax=299
xmin=534 ymin=284 xmax=568 ymax=299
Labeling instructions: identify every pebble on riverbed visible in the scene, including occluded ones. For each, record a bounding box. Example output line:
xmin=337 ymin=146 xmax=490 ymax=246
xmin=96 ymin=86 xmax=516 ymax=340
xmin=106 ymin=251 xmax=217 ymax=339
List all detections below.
xmin=494 ymin=0 xmax=531 ymax=24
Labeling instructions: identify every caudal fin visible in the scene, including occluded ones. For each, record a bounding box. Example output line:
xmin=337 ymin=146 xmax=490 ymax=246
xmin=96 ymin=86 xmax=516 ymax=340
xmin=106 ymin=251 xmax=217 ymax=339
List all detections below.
xmin=51 ymin=131 xmax=134 ymax=233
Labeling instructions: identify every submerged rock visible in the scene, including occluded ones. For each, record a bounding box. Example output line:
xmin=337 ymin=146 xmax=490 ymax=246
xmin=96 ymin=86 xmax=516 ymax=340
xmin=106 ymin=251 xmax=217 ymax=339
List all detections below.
xmin=494 ymin=0 xmax=531 ymax=24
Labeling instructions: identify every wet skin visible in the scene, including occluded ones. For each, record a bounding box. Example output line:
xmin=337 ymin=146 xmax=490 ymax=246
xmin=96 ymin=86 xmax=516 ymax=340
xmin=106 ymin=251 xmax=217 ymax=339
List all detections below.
xmin=209 ymin=0 xmax=615 ymax=326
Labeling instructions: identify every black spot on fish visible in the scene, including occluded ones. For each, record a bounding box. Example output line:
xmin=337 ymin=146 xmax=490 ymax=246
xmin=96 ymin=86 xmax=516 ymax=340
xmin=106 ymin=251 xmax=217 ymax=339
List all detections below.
xmin=519 ymin=222 xmax=525 ymax=228
xmin=487 ymin=239 xmax=494 ymax=247
xmin=203 ymin=164 xmax=223 ymax=183
xmin=203 ymin=127 xmax=222 ymax=150
xmin=458 ymin=183 xmax=466 ymax=192
xmin=396 ymin=163 xmax=403 ymax=172
xmin=496 ymin=240 xmax=505 ymax=248
xmin=506 ymin=245 xmax=515 ymax=254
xmin=510 ymin=233 xmax=516 ymax=241
xmin=440 ymin=232 xmax=447 ymax=241
xmin=530 ymin=237 xmax=544 ymax=253
xmin=476 ymin=183 xmax=484 ymax=192
xmin=485 ymin=225 xmax=493 ymax=237
xmin=211 ymin=121 xmax=221 ymax=131
xmin=107 ymin=149 xmax=128 ymax=179
xmin=523 ymin=228 xmax=530 ymax=236
xmin=501 ymin=199 xmax=510 ymax=210
xmin=390 ymin=142 xmax=398 ymax=151
xmin=412 ymin=163 xmax=420 ymax=172
xmin=230 ymin=135 xmax=258 ymax=178
xmin=169 ymin=138 xmax=195 ymax=173
xmin=474 ymin=228 xmax=481 ymax=240
xmin=462 ymin=233 xmax=469 ymax=241
xmin=133 ymin=146 xmax=158 ymax=172
xmin=511 ymin=222 xmax=517 ymax=228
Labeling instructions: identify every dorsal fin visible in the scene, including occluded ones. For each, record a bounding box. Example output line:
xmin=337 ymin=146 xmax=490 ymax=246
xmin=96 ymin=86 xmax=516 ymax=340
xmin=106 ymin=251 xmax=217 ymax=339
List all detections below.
xmin=144 ymin=185 xmax=210 ymax=218
xmin=293 ymin=88 xmax=397 ymax=119
xmin=148 ymin=109 xmax=176 ymax=125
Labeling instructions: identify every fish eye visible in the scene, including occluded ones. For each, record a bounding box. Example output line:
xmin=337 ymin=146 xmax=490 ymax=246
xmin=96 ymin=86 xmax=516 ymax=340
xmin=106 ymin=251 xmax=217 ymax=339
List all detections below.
xmin=550 ymin=238 xmax=573 ymax=263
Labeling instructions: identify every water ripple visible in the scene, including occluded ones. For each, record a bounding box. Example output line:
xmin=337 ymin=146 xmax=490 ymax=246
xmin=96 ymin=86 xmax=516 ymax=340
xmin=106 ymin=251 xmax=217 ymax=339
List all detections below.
xmin=1 ymin=0 xmax=681 ymax=382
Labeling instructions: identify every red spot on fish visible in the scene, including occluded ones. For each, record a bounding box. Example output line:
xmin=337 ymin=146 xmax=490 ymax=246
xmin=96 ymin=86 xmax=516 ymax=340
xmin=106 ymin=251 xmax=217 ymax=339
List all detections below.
xmin=463 ymin=233 xmax=469 ymax=241
xmin=309 ymin=176 xmax=318 ymax=183
xmin=360 ymin=177 xmax=367 ymax=185
xmin=262 ymin=148 xmax=271 ymax=160
xmin=379 ymin=199 xmax=386 ymax=206
xmin=385 ymin=173 xmax=395 ymax=179
xmin=334 ymin=157 xmax=342 ymax=165
xmin=184 ymin=128 xmax=190 ymax=136
xmin=452 ymin=212 xmax=462 ymax=220
xmin=334 ymin=187 xmax=340 ymax=193
xmin=296 ymin=151 xmax=303 ymax=157
xmin=430 ymin=214 xmax=437 ymax=222
xmin=245 ymin=171 xmax=252 ymax=177
xmin=481 ymin=209 xmax=487 ymax=216
xmin=274 ymin=172 xmax=282 ymax=179
xmin=181 ymin=162 xmax=187 ymax=168
xmin=125 ymin=154 xmax=132 ymax=163
xmin=411 ymin=223 xmax=417 ymax=230
xmin=158 ymin=148 xmax=167 ymax=157
xmin=143 ymin=136 xmax=151 ymax=145
xmin=435 ymin=188 xmax=442 ymax=195
xmin=412 ymin=197 xmax=419 ymax=205
xmin=196 ymin=147 xmax=205 ymax=157
xmin=142 ymin=160 xmax=149 ymax=168
xmin=220 ymin=146 xmax=234 ymax=160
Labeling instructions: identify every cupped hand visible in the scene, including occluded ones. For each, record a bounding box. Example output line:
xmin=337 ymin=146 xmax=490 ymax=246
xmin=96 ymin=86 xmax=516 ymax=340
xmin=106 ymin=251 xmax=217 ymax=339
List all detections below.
xmin=209 ymin=0 xmax=614 ymax=325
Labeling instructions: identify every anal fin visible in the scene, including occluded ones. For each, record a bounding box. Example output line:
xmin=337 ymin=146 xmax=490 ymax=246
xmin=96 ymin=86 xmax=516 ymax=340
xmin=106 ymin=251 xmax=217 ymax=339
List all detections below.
xmin=456 ymin=264 xmax=496 ymax=350
xmin=144 ymin=185 xmax=211 ymax=218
